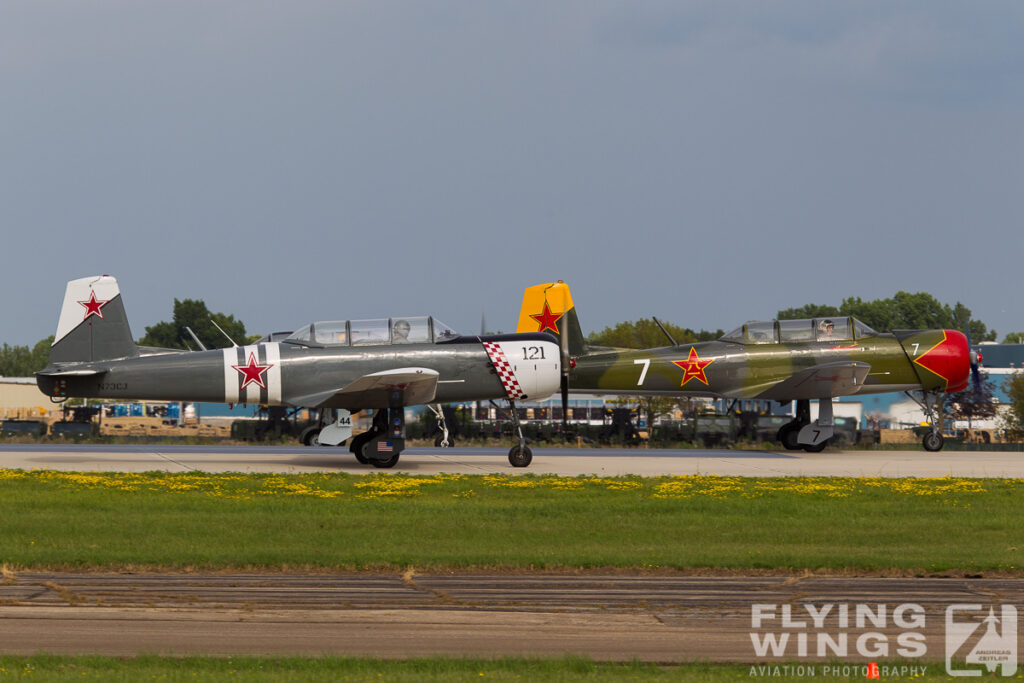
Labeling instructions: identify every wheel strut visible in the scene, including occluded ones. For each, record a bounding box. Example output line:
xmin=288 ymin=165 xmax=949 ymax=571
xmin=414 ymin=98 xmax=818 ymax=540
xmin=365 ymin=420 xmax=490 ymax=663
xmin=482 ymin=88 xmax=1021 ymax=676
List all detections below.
xmin=906 ymin=390 xmax=945 ymax=452
xmin=506 ymin=399 xmax=532 ymax=467
xmin=428 ymin=403 xmax=453 ymax=447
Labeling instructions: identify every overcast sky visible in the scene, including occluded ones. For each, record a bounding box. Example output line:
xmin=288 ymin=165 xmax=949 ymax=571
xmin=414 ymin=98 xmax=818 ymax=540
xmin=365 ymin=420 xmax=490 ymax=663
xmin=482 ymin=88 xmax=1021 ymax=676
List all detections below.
xmin=3 ymin=1 xmax=1022 ymax=347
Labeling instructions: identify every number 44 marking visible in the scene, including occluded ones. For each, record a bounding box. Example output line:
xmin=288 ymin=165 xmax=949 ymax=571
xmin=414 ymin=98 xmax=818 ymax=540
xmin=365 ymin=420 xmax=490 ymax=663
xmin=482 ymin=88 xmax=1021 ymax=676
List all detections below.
xmin=634 ymin=359 xmax=650 ymax=386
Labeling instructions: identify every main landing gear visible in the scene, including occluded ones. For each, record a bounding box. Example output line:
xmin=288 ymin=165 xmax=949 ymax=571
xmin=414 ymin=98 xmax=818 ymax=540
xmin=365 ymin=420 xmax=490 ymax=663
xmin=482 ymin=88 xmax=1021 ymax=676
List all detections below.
xmin=345 ymin=390 xmax=407 ymax=468
xmin=906 ymin=391 xmax=945 ymax=452
xmin=312 ymin=395 xmax=537 ymax=469
xmin=775 ymin=399 xmax=833 ymax=453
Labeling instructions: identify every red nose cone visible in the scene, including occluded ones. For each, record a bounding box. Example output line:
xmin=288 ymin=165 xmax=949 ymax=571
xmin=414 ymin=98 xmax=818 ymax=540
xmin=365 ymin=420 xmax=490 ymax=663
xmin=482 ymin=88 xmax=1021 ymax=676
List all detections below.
xmin=914 ymin=329 xmax=970 ymax=393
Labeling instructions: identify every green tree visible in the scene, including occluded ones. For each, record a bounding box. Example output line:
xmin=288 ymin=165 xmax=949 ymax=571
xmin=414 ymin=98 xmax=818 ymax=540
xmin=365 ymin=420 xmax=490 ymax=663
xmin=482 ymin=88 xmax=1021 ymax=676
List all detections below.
xmin=588 ymin=319 xmax=722 ymax=349
xmin=139 ymin=299 xmax=257 ymax=350
xmin=780 ymin=293 xmax=996 ymax=341
xmin=0 ymin=336 xmax=54 ymax=376
xmin=777 ymin=303 xmax=840 ymax=320
xmin=949 ymin=372 xmax=997 ymax=429
xmin=1001 ymin=372 xmax=1024 ymax=441
xmin=1002 ymin=332 xmax=1024 ymax=344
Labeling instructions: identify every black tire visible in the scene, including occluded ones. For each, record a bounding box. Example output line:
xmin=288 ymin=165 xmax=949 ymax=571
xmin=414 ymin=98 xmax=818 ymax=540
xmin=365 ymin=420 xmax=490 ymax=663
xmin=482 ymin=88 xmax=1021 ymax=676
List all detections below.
xmin=433 ymin=434 xmax=455 ymax=448
xmin=354 ymin=450 xmax=370 ymax=464
xmin=508 ymin=445 xmax=532 ymax=468
xmin=922 ymin=432 xmax=944 ymax=452
xmin=299 ymin=427 xmax=320 ymax=446
xmin=349 ymin=431 xmax=372 ymax=454
xmin=802 ymin=438 xmax=829 ymax=453
xmin=777 ymin=423 xmax=802 ymax=451
xmin=371 ymin=453 xmax=400 ymax=468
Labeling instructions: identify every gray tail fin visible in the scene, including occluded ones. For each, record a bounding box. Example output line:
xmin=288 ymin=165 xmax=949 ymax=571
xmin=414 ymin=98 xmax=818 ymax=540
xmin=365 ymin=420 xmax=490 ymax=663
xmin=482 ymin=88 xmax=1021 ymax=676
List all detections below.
xmin=48 ymin=275 xmax=139 ymax=364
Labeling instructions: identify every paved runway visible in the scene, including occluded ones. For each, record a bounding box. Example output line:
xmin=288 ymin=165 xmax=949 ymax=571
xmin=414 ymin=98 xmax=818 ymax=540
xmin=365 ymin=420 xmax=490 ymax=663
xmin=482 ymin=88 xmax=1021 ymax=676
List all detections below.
xmin=0 ymin=443 xmax=1023 ymax=477
xmin=2 ymin=572 xmax=1020 ymax=661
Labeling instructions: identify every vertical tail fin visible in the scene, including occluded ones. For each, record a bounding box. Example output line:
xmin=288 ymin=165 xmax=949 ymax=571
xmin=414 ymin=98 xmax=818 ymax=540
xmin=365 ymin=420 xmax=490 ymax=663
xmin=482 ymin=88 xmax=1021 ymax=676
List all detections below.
xmin=516 ymin=281 xmax=587 ymax=357
xmin=49 ymin=275 xmax=139 ymax=364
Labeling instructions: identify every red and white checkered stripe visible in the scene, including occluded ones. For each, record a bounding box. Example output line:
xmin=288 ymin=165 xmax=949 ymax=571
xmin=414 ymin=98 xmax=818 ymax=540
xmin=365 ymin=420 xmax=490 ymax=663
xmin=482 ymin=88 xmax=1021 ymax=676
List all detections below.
xmin=483 ymin=341 xmax=526 ymax=400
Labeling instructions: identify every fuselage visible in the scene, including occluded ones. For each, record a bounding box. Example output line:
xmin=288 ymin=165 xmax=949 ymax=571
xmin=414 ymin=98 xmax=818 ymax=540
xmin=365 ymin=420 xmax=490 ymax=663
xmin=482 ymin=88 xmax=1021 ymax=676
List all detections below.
xmin=38 ymin=334 xmax=562 ymax=411
xmin=570 ymin=328 xmax=970 ymax=400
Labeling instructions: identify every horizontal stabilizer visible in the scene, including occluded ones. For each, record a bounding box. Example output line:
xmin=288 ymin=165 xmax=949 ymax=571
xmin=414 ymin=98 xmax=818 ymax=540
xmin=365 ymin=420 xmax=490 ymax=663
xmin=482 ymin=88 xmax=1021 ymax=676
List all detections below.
xmin=287 ymin=367 xmax=440 ymax=410
xmin=756 ymin=361 xmax=871 ymax=401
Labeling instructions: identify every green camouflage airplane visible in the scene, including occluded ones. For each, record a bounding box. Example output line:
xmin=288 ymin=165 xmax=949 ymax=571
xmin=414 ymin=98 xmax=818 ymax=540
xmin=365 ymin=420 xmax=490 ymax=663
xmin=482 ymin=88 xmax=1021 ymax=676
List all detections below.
xmin=516 ymin=281 xmax=972 ymax=452
xmin=35 ymin=275 xmax=562 ymax=467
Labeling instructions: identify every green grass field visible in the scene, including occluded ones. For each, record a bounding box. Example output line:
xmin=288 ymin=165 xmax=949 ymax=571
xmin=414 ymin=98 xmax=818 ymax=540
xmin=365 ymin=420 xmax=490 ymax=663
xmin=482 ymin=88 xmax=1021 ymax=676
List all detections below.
xmin=0 ymin=656 xmax=955 ymax=682
xmin=1 ymin=470 xmax=1022 ymax=573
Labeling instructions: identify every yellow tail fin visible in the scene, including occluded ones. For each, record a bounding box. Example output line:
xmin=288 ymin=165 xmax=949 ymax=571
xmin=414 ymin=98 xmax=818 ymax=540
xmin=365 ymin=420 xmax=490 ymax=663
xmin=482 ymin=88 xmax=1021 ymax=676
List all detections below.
xmin=516 ymin=281 xmax=586 ymax=357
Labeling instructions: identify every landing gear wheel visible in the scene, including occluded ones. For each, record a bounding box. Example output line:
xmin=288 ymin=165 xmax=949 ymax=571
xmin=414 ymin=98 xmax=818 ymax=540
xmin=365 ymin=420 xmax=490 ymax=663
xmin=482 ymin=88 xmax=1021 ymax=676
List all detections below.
xmin=433 ymin=434 xmax=455 ymax=448
xmin=923 ymin=432 xmax=944 ymax=452
xmin=371 ymin=453 xmax=400 ymax=468
xmin=300 ymin=427 xmax=320 ymax=446
xmin=349 ymin=432 xmax=373 ymax=464
xmin=802 ymin=439 xmax=829 ymax=453
xmin=349 ymin=432 xmax=371 ymax=454
xmin=508 ymin=445 xmax=532 ymax=468
xmin=777 ymin=423 xmax=802 ymax=451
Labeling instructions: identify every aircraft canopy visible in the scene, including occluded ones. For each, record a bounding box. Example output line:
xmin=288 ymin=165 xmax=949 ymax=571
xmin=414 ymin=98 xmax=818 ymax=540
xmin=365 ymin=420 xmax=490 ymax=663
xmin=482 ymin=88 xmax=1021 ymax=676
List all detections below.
xmin=284 ymin=316 xmax=459 ymax=347
xmin=720 ymin=317 xmax=877 ymax=345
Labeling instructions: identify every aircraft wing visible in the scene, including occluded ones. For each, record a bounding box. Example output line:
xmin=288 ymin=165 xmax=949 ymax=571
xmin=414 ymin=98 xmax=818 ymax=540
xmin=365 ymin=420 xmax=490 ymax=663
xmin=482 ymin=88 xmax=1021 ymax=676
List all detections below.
xmin=286 ymin=367 xmax=440 ymax=410
xmin=755 ymin=361 xmax=871 ymax=401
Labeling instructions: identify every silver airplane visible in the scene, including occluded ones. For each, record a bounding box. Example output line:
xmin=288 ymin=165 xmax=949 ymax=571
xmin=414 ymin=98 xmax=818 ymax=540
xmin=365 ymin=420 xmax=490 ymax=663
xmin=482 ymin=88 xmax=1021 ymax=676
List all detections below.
xmin=36 ymin=275 xmax=561 ymax=467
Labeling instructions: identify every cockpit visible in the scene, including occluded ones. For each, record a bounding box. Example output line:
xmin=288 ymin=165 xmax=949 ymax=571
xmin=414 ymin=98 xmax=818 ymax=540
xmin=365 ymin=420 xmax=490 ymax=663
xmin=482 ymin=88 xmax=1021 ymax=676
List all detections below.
xmin=283 ymin=316 xmax=459 ymax=347
xmin=720 ymin=317 xmax=878 ymax=345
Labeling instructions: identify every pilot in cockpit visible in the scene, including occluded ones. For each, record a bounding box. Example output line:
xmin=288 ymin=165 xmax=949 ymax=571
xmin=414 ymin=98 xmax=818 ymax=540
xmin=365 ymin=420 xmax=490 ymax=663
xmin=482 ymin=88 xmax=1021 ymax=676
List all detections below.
xmin=393 ymin=319 xmax=411 ymax=343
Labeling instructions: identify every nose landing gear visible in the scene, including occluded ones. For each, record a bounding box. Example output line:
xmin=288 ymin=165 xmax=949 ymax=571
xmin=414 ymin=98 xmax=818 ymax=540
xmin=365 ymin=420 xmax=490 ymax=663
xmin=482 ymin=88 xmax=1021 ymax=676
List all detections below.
xmin=505 ymin=399 xmax=532 ymax=467
xmin=906 ymin=390 xmax=946 ymax=452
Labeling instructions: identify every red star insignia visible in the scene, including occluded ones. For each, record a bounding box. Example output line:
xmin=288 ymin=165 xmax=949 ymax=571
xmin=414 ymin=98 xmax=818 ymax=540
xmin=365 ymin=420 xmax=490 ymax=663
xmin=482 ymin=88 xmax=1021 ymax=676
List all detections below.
xmin=671 ymin=347 xmax=715 ymax=386
xmin=232 ymin=352 xmax=273 ymax=390
xmin=530 ymin=302 xmax=563 ymax=335
xmin=78 ymin=290 xmax=111 ymax=321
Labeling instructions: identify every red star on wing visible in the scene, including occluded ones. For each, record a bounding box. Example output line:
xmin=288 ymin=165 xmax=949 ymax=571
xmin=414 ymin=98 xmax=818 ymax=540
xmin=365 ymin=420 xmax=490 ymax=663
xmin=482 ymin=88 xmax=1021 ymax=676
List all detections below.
xmin=671 ymin=347 xmax=715 ymax=387
xmin=232 ymin=352 xmax=273 ymax=390
xmin=78 ymin=290 xmax=111 ymax=321
xmin=530 ymin=302 xmax=563 ymax=335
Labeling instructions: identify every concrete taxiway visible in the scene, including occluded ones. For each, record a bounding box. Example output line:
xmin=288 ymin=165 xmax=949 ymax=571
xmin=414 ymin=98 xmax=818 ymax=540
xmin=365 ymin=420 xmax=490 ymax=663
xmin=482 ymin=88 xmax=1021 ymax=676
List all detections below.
xmin=2 ymin=572 xmax=1020 ymax=661
xmin=0 ymin=443 xmax=1022 ymax=477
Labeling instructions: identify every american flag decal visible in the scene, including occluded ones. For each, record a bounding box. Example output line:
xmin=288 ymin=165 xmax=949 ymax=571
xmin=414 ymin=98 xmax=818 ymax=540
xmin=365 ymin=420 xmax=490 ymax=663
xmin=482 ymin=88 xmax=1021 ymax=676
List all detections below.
xmin=378 ymin=441 xmax=393 ymax=453
xmin=482 ymin=341 xmax=526 ymax=400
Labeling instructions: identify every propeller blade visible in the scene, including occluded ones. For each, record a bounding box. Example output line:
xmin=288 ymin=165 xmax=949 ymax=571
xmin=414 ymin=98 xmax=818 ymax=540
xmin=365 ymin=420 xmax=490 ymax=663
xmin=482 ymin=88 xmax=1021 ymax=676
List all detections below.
xmin=561 ymin=374 xmax=570 ymax=436
xmin=963 ymin=323 xmax=982 ymax=400
xmin=558 ymin=288 xmax=571 ymax=438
